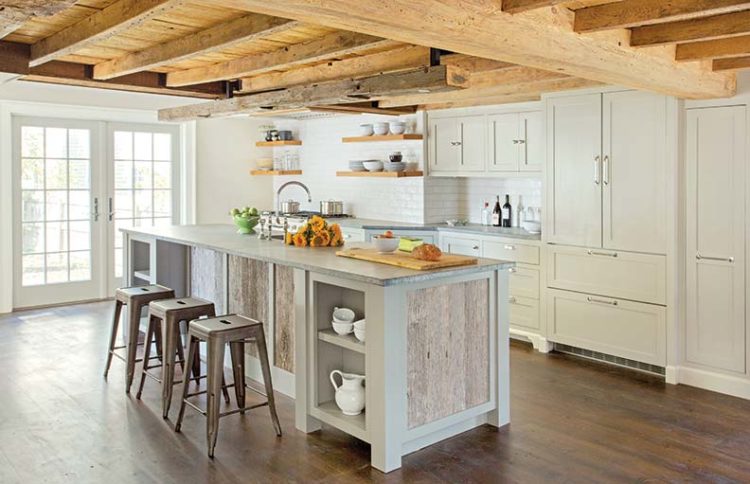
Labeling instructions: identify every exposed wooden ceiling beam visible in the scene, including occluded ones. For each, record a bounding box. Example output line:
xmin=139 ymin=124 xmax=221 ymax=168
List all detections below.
xmin=439 ymin=54 xmax=515 ymax=72
xmin=575 ymin=0 xmax=750 ymax=33
xmin=226 ymin=1 xmax=733 ymax=99
xmin=93 ymin=14 xmax=299 ymax=80
xmin=502 ymin=0 xmax=567 ymax=14
xmin=713 ymin=56 xmax=750 ymax=71
xmin=0 ymin=40 xmax=224 ymax=98
xmin=0 ymin=0 xmax=77 ymax=40
xmin=240 ymin=45 xmax=430 ymax=93
xmin=630 ymin=10 xmax=750 ymax=47
xmin=166 ymin=31 xmax=397 ymax=87
xmin=311 ymin=102 xmax=417 ymax=116
xmin=29 ymin=0 xmax=187 ymax=67
xmin=420 ymin=93 xmax=542 ymax=111
xmin=676 ymin=35 xmax=750 ymax=61
xmin=159 ymin=65 xmax=461 ymax=121
xmin=456 ymin=65 xmax=568 ymax=89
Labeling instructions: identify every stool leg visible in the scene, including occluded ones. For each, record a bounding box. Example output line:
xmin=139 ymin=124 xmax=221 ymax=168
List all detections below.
xmin=154 ymin=322 xmax=163 ymax=362
xmin=136 ymin=315 xmax=158 ymax=400
xmin=255 ymin=331 xmax=282 ymax=437
xmin=175 ymin=336 xmax=198 ymax=433
xmin=176 ymin=335 xmax=186 ymax=374
xmin=125 ymin=302 xmax=143 ymax=393
xmin=207 ymin=339 xmax=226 ymax=458
xmin=104 ymin=300 xmax=123 ymax=378
xmin=191 ymin=337 xmax=201 ymax=386
xmin=162 ymin=315 xmax=179 ymax=419
xmin=229 ymin=341 xmax=246 ymax=414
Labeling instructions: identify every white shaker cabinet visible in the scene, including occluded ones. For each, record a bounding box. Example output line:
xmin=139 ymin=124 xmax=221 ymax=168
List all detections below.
xmin=520 ymin=111 xmax=544 ymax=172
xmin=488 ymin=111 xmax=543 ymax=173
xmin=429 ymin=117 xmax=461 ymax=172
xmin=686 ymin=106 xmax=746 ymax=374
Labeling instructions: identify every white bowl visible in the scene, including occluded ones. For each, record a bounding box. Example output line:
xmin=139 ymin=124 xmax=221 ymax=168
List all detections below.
xmin=359 ymin=124 xmax=373 ymax=136
xmin=332 ymin=321 xmax=353 ymax=335
xmin=374 ymin=236 xmax=399 ymax=253
xmin=373 ymin=122 xmax=389 ymax=135
xmin=521 ymin=220 xmax=541 ymax=233
xmin=389 ymin=122 xmax=406 ymax=135
xmin=353 ymin=319 xmax=366 ymax=330
xmin=354 ymin=328 xmax=366 ymax=342
xmin=384 ymin=162 xmax=406 ymax=172
xmin=333 ymin=307 xmax=355 ymax=324
xmin=363 ymin=160 xmax=384 ymax=172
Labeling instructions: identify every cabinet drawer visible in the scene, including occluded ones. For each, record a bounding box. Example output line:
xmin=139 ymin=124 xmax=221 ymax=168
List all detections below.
xmin=509 ymin=295 xmax=540 ymax=331
xmin=441 ymin=235 xmax=481 ymax=257
xmin=341 ymin=227 xmax=365 ymax=242
xmin=547 ymin=245 xmax=666 ymax=305
xmin=483 ymin=240 xmax=539 ymax=265
xmin=547 ymin=288 xmax=666 ymax=366
xmin=508 ymin=266 xmax=539 ymax=299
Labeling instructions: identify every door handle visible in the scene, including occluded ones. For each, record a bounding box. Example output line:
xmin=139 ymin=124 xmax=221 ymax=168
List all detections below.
xmin=450 ymin=141 xmax=462 ymax=146
xmin=503 ymin=244 xmax=516 ymax=250
xmin=108 ymin=197 xmax=114 ymax=221
xmin=594 ymin=156 xmax=601 ymax=185
xmin=92 ymin=197 xmax=100 ymax=221
xmin=587 ymin=249 xmax=618 ymax=258
xmin=472 ymin=245 xmax=480 ymax=250
xmin=602 ymin=155 xmax=610 ymax=185
xmin=587 ymin=296 xmax=618 ymax=306
xmin=696 ymin=253 xmax=734 ymax=263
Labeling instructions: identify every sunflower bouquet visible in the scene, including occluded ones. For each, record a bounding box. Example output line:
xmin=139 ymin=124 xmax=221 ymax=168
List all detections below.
xmin=285 ymin=215 xmax=344 ymax=248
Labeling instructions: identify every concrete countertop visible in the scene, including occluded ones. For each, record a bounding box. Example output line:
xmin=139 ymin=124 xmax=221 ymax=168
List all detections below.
xmin=123 ymin=224 xmax=514 ymax=287
xmin=334 ymin=218 xmax=542 ymax=241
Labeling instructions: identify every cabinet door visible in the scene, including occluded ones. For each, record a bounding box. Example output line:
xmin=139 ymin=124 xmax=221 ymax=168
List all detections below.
xmin=459 ymin=115 xmax=487 ymax=172
xmin=686 ymin=106 xmax=746 ymax=373
xmin=429 ymin=117 xmax=461 ymax=172
xmin=519 ymin=111 xmax=543 ymax=172
xmin=602 ymin=91 xmax=667 ymax=254
xmin=488 ymin=113 xmax=519 ymax=172
xmin=546 ymin=94 xmax=602 ymax=247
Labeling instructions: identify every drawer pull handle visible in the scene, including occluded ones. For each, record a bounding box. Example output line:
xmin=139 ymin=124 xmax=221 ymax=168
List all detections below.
xmin=587 ymin=296 xmax=618 ymax=306
xmin=508 ymin=267 xmax=517 ymax=273
xmin=587 ymin=249 xmax=618 ymax=258
xmin=696 ymin=253 xmax=734 ymax=263
xmin=473 ymin=245 xmax=480 ymax=250
xmin=508 ymin=296 xmax=517 ymax=304
xmin=504 ymin=245 xmax=516 ymax=250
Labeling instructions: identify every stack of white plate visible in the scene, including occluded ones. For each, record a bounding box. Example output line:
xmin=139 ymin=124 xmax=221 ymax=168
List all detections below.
xmin=349 ymin=160 xmax=366 ymax=172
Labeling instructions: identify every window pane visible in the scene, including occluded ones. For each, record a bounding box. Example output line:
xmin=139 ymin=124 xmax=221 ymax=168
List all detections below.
xmin=114 ymin=190 xmax=133 ymax=219
xmin=114 ymin=219 xmax=132 ymax=249
xmin=115 ymin=161 xmax=132 ymax=189
xmin=114 ymin=248 xmax=123 ymax=278
xmin=45 ymin=128 xmax=67 ymax=158
xmin=69 ymin=160 xmax=90 ymax=189
xmin=134 ymin=132 xmax=152 ymax=160
xmin=22 ymin=127 xmax=44 ymax=158
xmin=46 ymin=252 xmax=68 ymax=284
xmin=46 ymin=158 xmax=67 ymax=189
xmin=153 ymin=190 xmax=171 ymax=218
xmin=153 ymin=162 xmax=171 ymax=189
xmin=154 ymin=217 xmax=172 ymax=227
xmin=45 ymin=191 xmax=68 ymax=221
xmin=69 ymin=221 xmax=90 ymax=251
xmin=22 ymin=223 xmax=44 ymax=254
xmin=22 ymin=255 xmax=45 ymax=286
xmin=134 ymin=161 xmax=152 ymax=189
xmin=69 ymin=251 xmax=91 ymax=282
xmin=153 ymin=133 xmax=171 ymax=161
xmin=114 ymin=131 xmax=133 ymax=160
xmin=68 ymin=191 xmax=90 ymax=220
xmin=68 ymin=129 xmax=90 ymax=159
xmin=22 ymin=159 xmax=44 ymax=189
xmin=133 ymin=218 xmax=153 ymax=228
xmin=22 ymin=191 xmax=44 ymax=222
xmin=134 ymin=190 xmax=153 ymax=218
xmin=46 ymin=222 xmax=68 ymax=253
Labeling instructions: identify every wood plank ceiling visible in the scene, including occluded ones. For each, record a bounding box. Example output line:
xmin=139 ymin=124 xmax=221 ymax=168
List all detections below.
xmin=0 ymin=0 xmax=745 ymax=120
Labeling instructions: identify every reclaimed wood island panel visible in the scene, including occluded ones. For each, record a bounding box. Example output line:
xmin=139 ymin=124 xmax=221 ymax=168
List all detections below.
xmin=121 ymin=224 xmax=513 ymax=473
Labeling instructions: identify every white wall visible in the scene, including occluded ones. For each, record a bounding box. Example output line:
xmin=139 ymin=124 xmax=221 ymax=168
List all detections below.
xmin=194 ymin=117 xmax=274 ymax=223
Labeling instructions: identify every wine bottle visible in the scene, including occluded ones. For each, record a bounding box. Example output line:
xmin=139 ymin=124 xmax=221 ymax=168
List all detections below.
xmin=492 ymin=196 xmax=501 ymax=227
xmin=502 ymin=194 xmax=512 ymax=228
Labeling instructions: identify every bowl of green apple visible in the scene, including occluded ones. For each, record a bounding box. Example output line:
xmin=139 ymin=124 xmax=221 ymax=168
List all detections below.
xmin=231 ymin=206 xmax=260 ymax=234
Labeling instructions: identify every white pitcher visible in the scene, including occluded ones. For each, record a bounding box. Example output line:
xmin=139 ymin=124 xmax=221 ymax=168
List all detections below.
xmin=330 ymin=370 xmax=366 ymax=416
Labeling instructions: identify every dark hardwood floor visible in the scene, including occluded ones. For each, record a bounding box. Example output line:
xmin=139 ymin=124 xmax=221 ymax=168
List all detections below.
xmin=1 ymin=301 xmax=749 ymax=483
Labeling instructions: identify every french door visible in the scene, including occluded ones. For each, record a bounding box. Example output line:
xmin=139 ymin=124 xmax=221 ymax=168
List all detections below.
xmin=12 ymin=117 xmax=180 ymax=309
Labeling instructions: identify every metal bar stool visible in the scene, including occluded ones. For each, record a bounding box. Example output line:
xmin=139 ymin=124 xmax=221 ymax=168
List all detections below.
xmin=136 ymin=297 xmax=230 ymax=418
xmin=104 ymin=284 xmax=175 ymax=393
xmin=175 ymin=314 xmax=282 ymax=458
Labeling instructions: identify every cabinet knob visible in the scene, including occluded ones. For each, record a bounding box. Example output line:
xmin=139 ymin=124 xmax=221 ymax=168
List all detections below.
xmin=472 ymin=245 xmax=480 ymax=250
xmin=508 ymin=296 xmax=517 ymax=304
xmin=508 ymin=267 xmax=517 ymax=273
xmin=504 ymin=244 xmax=516 ymax=250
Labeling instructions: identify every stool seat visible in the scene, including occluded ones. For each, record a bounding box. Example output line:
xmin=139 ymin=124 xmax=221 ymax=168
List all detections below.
xmin=188 ymin=314 xmax=261 ymax=339
xmin=149 ymin=297 xmax=214 ymax=320
xmin=115 ymin=284 xmax=173 ymax=304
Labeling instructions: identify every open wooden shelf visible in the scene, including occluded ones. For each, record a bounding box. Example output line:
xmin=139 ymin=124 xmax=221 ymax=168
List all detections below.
xmin=250 ymin=170 xmax=302 ymax=176
xmin=342 ymin=134 xmax=422 ymax=143
xmin=336 ymin=170 xmax=423 ymax=178
xmin=318 ymin=328 xmax=365 ymax=354
xmin=255 ymin=140 xmax=302 ymax=147
xmin=311 ymin=401 xmax=368 ymax=442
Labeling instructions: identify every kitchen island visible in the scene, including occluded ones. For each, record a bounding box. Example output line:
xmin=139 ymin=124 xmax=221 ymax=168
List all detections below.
xmin=121 ymin=224 xmax=513 ymax=472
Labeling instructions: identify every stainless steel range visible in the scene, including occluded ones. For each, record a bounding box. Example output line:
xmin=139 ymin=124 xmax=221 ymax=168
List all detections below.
xmin=258 ymin=211 xmax=351 ymax=240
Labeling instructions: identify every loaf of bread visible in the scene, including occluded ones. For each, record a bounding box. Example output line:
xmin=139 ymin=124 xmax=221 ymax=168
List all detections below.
xmin=412 ymin=243 xmax=442 ymax=261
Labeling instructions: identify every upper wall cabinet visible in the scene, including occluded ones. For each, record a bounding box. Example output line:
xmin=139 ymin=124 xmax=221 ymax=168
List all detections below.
xmin=546 ymin=91 xmax=668 ymax=255
xmin=427 ymin=108 xmax=543 ymax=177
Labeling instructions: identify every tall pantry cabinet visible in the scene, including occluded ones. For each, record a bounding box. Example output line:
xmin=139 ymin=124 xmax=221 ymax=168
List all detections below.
xmin=545 ymin=90 xmax=669 ymax=367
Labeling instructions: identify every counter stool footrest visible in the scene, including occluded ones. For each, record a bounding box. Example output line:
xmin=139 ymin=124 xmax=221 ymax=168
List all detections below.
xmin=220 ymin=402 xmax=268 ymax=418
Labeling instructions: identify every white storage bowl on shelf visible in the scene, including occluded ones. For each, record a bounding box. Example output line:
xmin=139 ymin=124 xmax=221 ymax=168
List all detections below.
xmin=373 ymin=122 xmax=389 ymax=135
xmin=363 ymin=160 xmax=384 ymax=172
xmin=384 ymin=162 xmax=406 ymax=172
xmin=359 ymin=124 xmax=374 ymax=136
xmin=389 ymin=121 xmax=406 ymax=135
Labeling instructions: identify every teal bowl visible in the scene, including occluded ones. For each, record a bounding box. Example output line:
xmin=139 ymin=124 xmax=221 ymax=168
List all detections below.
xmin=233 ymin=215 xmax=260 ymax=234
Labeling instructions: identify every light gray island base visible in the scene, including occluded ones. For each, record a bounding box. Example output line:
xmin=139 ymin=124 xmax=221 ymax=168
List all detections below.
xmin=122 ymin=224 xmax=513 ymax=472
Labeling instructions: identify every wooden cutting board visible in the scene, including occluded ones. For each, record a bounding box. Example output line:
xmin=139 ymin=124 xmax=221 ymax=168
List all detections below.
xmin=336 ymin=247 xmax=478 ymax=271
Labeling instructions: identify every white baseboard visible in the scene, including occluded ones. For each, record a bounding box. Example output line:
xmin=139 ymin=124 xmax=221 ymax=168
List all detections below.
xmin=675 ymin=366 xmax=750 ymax=400
xmin=243 ymin=354 xmax=296 ymax=399
xmin=510 ymin=328 xmax=553 ymax=353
